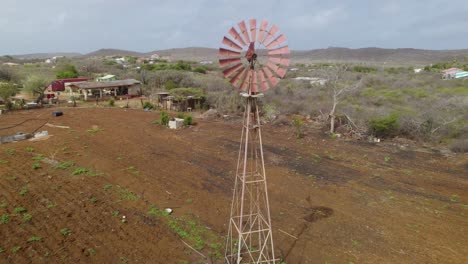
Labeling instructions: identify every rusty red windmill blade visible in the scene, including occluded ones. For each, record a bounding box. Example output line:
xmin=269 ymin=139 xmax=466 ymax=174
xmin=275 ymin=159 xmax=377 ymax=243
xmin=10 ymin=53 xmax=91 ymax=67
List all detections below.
xmin=266 ymin=61 xmax=281 ymax=74
xmin=222 ymin=36 xmax=243 ymax=51
xmin=223 ymin=63 xmax=243 ymax=78
xmin=228 ymin=27 xmax=247 ymax=47
xmin=249 ymin=19 xmax=257 ymax=43
xmin=239 ymin=70 xmax=250 ymax=91
xmin=251 ymin=70 xmax=259 ymax=93
xmin=262 ymin=24 xmax=279 ymax=46
xmin=265 ymin=34 xmax=288 ymax=49
xmin=219 ymin=48 xmax=242 ymax=57
xmin=257 ymin=20 xmax=268 ymax=43
xmin=229 ymin=67 xmax=247 ymax=86
xmin=268 ymin=56 xmax=290 ymax=67
xmin=238 ymin=20 xmax=251 ymax=44
xmin=257 ymin=70 xmax=270 ymax=91
xmin=268 ymin=45 xmax=290 ymax=56
xmin=262 ymin=66 xmax=280 ymax=87
xmin=219 ymin=57 xmax=241 ymax=68
xmin=276 ymin=67 xmax=287 ymax=78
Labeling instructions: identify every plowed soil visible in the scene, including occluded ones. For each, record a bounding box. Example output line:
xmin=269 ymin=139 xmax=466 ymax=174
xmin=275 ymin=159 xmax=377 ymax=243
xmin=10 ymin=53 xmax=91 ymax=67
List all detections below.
xmin=0 ymin=107 xmax=467 ymax=263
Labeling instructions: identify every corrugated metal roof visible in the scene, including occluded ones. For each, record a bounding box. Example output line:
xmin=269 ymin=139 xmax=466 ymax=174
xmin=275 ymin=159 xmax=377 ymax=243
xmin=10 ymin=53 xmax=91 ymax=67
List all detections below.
xmin=70 ymin=79 xmax=140 ymax=89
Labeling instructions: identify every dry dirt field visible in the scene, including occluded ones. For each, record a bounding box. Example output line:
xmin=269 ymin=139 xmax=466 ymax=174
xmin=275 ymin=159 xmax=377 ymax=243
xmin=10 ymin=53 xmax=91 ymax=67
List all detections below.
xmin=0 ymin=107 xmax=467 ymax=264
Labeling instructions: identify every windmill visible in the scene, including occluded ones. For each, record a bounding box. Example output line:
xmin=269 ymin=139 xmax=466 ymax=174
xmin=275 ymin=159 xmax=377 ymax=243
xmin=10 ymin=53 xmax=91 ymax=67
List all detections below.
xmin=219 ymin=19 xmax=290 ymax=264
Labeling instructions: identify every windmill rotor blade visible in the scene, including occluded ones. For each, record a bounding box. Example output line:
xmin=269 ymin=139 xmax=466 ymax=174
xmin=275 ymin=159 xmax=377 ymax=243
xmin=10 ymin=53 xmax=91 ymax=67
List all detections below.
xmin=265 ymin=34 xmax=288 ymax=49
xmin=222 ymin=36 xmax=243 ymax=51
xmin=238 ymin=20 xmax=251 ymax=44
xmin=257 ymin=20 xmax=268 ymax=43
xmin=249 ymin=19 xmax=257 ymax=43
xmin=276 ymin=67 xmax=287 ymax=78
xmin=262 ymin=25 xmax=279 ymax=45
xmin=251 ymin=70 xmax=258 ymax=93
xmin=267 ymin=61 xmax=280 ymax=74
xmin=269 ymin=56 xmax=290 ymax=67
xmin=257 ymin=70 xmax=270 ymax=91
xmin=240 ymin=70 xmax=250 ymax=91
xmin=219 ymin=48 xmax=241 ymax=57
xmin=230 ymin=67 xmax=247 ymax=86
xmin=268 ymin=45 xmax=290 ymax=56
xmin=219 ymin=57 xmax=241 ymax=67
xmin=263 ymin=67 xmax=279 ymax=87
xmin=228 ymin=27 xmax=246 ymax=47
xmin=223 ymin=63 xmax=243 ymax=78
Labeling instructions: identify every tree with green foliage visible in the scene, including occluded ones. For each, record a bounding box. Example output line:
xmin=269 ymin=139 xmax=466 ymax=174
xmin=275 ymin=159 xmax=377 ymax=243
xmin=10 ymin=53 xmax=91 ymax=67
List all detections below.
xmin=23 ymin=75 xmax=50 ymax=104
xmin=164 ymin=80 xmax=177 ymax=90
xmin=368 ymin=113 xmax=400 ymax=138
xmin=0 ymin=82 xmax=18 ymax=110
xmin=193 ymin=66 xmax=207 ymax=74
xmin=56 ymin=64 xmax=78 ymax=79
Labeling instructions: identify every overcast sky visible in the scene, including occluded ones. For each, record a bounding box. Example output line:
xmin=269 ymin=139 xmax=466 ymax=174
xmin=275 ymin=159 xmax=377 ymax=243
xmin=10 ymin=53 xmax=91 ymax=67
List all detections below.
xmin=1 ymin=0 xmax=467 ymax=55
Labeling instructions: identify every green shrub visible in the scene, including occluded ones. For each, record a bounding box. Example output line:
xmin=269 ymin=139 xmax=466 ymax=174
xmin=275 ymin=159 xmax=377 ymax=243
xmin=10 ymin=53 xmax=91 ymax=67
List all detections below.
xmin=160 ymin=111 xmax=170 ymax=126
xmin=193 ymin=66 xmax=207 ymax=74
xmin=176 ymin=113 xmax=185 ymax=119
xmin=292 ymin=117 xmax=304 ymax=138
xmin=368 ymin=113 xmax=400 ymax=138
xmin=184 ymin=115 xmax=193 ymax=126
xmin=108 ymin=98 xmax=115 ymax=107
xmin=142 ymin=101 xmax=153 ymax=110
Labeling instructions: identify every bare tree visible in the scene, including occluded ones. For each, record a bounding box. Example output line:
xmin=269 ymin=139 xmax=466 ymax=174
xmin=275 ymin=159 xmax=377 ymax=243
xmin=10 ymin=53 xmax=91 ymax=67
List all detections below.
xmin=320 ymin=64 xmax=363 ymax=134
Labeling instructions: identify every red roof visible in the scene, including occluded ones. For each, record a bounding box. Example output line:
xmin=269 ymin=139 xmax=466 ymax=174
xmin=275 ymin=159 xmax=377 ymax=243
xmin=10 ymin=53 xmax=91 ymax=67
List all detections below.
xmin=47 ymin=78 xmax=89 ymax=92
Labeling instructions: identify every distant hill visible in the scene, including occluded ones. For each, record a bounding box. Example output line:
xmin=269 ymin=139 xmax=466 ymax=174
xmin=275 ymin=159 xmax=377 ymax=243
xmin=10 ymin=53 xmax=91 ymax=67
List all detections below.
xmin=84 ymin=49 xmax=145 ymax=57
xmin=11 ymin=52 xmax=82 ymax=60
xmin=6 ymin=47 xmax=468 ymax=66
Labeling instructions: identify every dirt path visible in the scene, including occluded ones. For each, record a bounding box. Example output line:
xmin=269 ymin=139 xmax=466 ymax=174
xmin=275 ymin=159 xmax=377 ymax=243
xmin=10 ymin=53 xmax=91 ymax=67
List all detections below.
xmin=0 ymin=107 xmax=467 ymax=263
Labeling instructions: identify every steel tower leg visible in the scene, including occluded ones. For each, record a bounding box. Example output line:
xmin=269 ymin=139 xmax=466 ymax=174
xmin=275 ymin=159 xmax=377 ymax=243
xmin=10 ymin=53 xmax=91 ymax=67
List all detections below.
xmin=225 ymin=93 xmax=276 ymax=264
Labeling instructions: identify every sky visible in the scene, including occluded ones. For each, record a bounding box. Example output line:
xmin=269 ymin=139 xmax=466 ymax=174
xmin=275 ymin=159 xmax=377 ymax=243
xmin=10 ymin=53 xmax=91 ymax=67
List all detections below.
xmin=1 ymin=0 xmax=468 ymax=55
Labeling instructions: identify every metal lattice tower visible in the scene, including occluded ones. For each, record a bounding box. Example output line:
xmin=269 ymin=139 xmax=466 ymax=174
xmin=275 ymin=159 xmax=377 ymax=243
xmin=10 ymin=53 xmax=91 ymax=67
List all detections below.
xmin=219 ymin=19 xmax=290 ymax=264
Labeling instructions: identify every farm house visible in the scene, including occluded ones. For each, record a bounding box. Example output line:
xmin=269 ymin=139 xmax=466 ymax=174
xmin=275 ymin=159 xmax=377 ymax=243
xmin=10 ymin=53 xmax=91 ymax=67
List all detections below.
xmin=68 ymin=79 xmax=141 ymax=100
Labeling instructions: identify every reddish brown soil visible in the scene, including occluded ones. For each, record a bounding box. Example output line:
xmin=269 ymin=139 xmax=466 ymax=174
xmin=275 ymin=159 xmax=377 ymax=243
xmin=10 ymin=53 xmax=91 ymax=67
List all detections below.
xmin=0 ymin=107 xmax=467 ymax=263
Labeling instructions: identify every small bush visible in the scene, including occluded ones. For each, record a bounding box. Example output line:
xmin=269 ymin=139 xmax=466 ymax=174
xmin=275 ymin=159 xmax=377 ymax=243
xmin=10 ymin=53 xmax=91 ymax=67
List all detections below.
xmin=160 ymin=111 xmax=170 ymax=126
xmin=184 ymin=115 xmax=193 ymax=126
xmin=368 ymin=113 xmax=400 ymax=138
xmin=176 ymin=113 xmax=185 ymax=119
xmin=108 ymin=98 xmax=115 ymax=107
xmin=449 ymin=139 xmax=468 ymax=153
xmin=193 ymin=66 xmax=207 ymax=74
xmin=143 ymin=101 xmax=153 ymax=110
xmin=292 ymin=117 xmax=304 ymax=138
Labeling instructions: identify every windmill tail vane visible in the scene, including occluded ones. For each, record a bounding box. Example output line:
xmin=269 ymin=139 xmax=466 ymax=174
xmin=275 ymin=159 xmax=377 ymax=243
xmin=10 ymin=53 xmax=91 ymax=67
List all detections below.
xmin=219 ymin=19 xmax=289 ymax=263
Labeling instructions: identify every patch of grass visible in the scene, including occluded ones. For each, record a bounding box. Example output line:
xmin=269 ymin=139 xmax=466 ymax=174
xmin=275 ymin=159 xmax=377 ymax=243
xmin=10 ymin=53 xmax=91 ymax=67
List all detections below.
xmin=26 ymin=147 xmax=35 ymax=152
xmin=103 ymin=184 xmax=112 ymax=191
xmin=185 ymin=198 xmax=193 ymax=203
xmin=72 ymin=167 xmax=89 ymax=175
xmin=4 ymin=148 xmax=15 ymax=155
xmin=351 ymin=239 xmax=360 ymax=247
xmin=32 ymin=163 xmax=42 ymax=170
xmin=23 ymin=213 xmax=32 ymax=222
xmin=0 ymin=159 xmax=8 ymax=164
xmin=0 ymin=202 xmax=7 ymax=208
xmin=14 ymin=206 xmax=27 ymax=214
xmin=85 ymin=248 xmax=96 ymax=256
xmin=46 ymin=202 xmax=57 ymax=209
xmin=86 ymin=128 xmax=103 ymax=133
xmin=11 ymin=246 xmax=21 ymax=254
xmin=450 ymin=194 xmax=460 ymax=202
xmin=27 ymin=236 xmax=42 ymax=242
xmin=116 ymin=186 xmax=138 ymax=201
xmin=384 ymin=156 xmax=391 ymax=163
xmin=0 ymin=214 xmax=10 ymax=224
xmin=0 ymin=247 xmax=3 ymax=253
xmin=60 ymin=228 xmax=71 ymax=236
xmin=19 ymin=186 xmax=29 ymax=196
xmin=116 ymin=155 xmax=123 ymax=160
xmin=112 ymin=210 xmax=120 ymax=217
xmin=55 ymin=160 xmax=75 ymax=170
xmin=32 ymin=154 xmax=45 ymax=161
xmin=89 ymin=197 xmax=98 ymax=204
